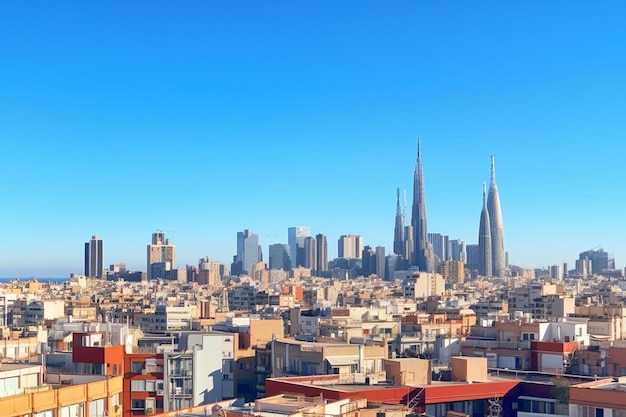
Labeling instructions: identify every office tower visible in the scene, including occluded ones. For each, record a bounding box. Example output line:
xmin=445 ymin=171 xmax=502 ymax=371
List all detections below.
xmin=465 ymin=244 xmax=479 ymax=277
xmin=303 ymin=236 xmax=317 ymax=270
xmin=315 ymin=233 xmax=328 ymax=276
xmin=268 ymin=244 xmax=290 ymax=270
xmin=147 ymin=230 xmax=176 ymax=279
xmin=288 ymin=226 xmax=309 ymax=268
xmin=393 ymin=188 xmax=405 ymax=256
xmin=487 ymin=154 xmax=506 ymax=277
xmin=576 ymin=258 xmax=592 ymax=278
xmin=385 ymin=253 xmax=401 ymax=280
xmin=338 ymin=234 xmax=364 ymax=259
xmin=428 ymin=233 xmax=449 ymax=263
xmin=84 ymin=235 xmax=103 ymax=278
xmin=411 ymin=138 xmax=434 ymax=272
xmin=448 ymin=239 xmax=467 ymax=263
xmin=375 ymin=246 xmax=386 ymax=278
xmin=236 ymin=229 xmax=261 ymax=275
xmin=578 ymin=248 xmax=609 ymax=274
xmin=550 ymin=265 xmax=563 ymax=280
xmin=478 ymin=184 xmax=492 ymax=277
xmin=361 ymin=246 xmax=376 ymax=276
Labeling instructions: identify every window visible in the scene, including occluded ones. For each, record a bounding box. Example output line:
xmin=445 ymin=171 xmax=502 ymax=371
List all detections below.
xmin=131 ymin=361 xmax=143 ymax=373
xmin=131 ymin=380 xmax=146 ymax=391
xmin=89 ymin=398 xmax=105 ymax=417
xmin=131 ymin=399 xmax=144 ymax=410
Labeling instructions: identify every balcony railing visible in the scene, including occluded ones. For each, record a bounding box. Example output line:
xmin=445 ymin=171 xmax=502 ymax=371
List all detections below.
xmin=462 ymin=339 xmax=531 ymax=350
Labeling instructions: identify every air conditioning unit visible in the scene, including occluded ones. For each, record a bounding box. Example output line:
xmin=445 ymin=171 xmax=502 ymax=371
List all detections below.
xmin=156 ymin=389 xmax=163 ymax=396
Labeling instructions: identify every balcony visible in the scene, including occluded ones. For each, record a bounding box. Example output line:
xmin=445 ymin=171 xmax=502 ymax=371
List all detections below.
xmin=462 ymin=339 xmax=531 ymax=350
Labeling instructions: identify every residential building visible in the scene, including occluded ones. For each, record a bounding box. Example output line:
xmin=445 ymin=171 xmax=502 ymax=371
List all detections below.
xmin=147 ymin=231 xmax=176 ymax=280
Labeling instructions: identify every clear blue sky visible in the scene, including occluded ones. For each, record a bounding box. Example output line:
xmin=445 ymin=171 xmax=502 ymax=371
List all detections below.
xmin=1 ymin=1 xmax=625 ymax=277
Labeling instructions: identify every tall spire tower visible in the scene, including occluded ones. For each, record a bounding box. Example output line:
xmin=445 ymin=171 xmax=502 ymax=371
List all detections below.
xmin=487 ymin=154 xmax=506 ymax=277
xmin=478 ymin=183 xmax=492 ymax=277
xmin=411 ymin=137 xmax=433 ymax=272
xmin=393 ymin=188 xmax=405 ymax=257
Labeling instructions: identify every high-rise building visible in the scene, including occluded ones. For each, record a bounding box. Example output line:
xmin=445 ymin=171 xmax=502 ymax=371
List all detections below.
xmin=315 ymin=233 xmax=328 ymax=276
xmin=448 ymin=239 xmax=466 ymax=263
xmin=375 ymin=246 xmax=386 ymax=278
xmin=147 ymin=231 xmax=176 ymax=280
xmin=487 ymin=154 xmax=506 ymax=277
xmin=288 ymin=226 xmax=309 ymax=268
xmin=478 ymin=183 xmax=493 ymax=277
xmin=466 ymin=244 xmax=479 ymax=277
xmin=303 ymin=236 xmax=317 ymax=271
xmin=393 ymin=188 xmax=405 ymax=256
xmin=338 ymin=234 xmax=364 ymax=259
xmin=411 ymin=138 xmax=434 ymax=272
xmin=578 ymin=249 xmax=609 ymax=274
xmin=84 ymin=235 xmax=103 ymax=278
xmin=236 ymin=229 xmax=261 ymax=275
xmin=361 ymin=246 xmax=376 ymax=276
xmin=268 ymin=244 xmax=290 ymax=271
xmin=197 ymin=257 xmax=221 ymax=287
xmin=428 ymin=233 xmax=449 ymax=263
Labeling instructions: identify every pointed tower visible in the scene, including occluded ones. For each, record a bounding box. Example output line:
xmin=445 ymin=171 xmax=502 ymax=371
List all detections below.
xmin=393 ymin=188 xmax=406 ymax=256
xmin=487 ymin=154 xmax=506 ymax=277
xmin=411 ymin=137 xmax=434 ymax=272
xmin=478 ymin=183 xmax=493 ymax=277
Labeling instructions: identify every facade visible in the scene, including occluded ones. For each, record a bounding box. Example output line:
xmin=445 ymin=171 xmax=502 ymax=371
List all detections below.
xmin=315 ymin=233 xmax=328 ymax=276
xmin=0 ymin=370 xmax=123 ymax=417
xmin=428 ymin=232 xmax=448 ymax=263
xmin=163 ymin=332 xmax=236 ymax=411
xmin=487 ymin=154 xmax=506 ymax=277
xmin=147 ymin=231 xmax=176 ymax=280
xmin=234 ymin=229 xmax=261 ymax=276
xmin=196 ymin=257 xmax=221 ymax=287
xmin=448 ymin=239 xmax=466 ymax=263
xmin=411 ymin=138 xmax=434 ymax=272
xmin=303 ymin=236 xmax=316 ymax=271
xmin=402 ymin=272 xmax=446 ymax=300
xmin=579 ymin=248 xmax=610 ymax=274
xmin=84 ymin=235 xmax=103 ymax=278
xmin=271 ymin=338 xmax=387 ymax=378
xmin=268 ymin=244 xmax=290 ymax=271
xmin=375 ymin=246 xmax=385 ymax=278
xmin=288 ymin=226 xmax=309 ymax=268
xmin=337 ymin=234 xmax=364 ymax=259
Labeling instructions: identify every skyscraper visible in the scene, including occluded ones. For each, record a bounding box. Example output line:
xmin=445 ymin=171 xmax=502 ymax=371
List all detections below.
xmin=147 ymin=230 xmax=176 ymax=279
xmin=487 ymin=154 xmax=506 ymax=277
xmin=375 ymin=246 xmax=386 ymax=278
xmin=411 ymin=138 xmax=434 ymax=272
xmin=303 ymin=236 xmax=317 ymax=270
xmin=315 ymin=233 xmax=328 ymax=276
xmin=236 ymin=229 xmax=261 ymax=275
xmin=84 ymin=235 xmax=103 ymax=278
xmin=338 ymin=234 xmax=364 ymax=259
xmin=268 ymin=244 xmax=290 ymax=270
xmin=478 ymin=183 xmax=492 ymax=277
xmin=288 ymin=226 xmax=309 ymax=268
xmin=393 ymin=188 xmax=405 ymax=256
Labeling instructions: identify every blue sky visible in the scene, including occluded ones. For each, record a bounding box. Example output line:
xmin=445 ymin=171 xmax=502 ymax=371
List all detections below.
xmin=1 ymin=1 xmax=625 ymax=277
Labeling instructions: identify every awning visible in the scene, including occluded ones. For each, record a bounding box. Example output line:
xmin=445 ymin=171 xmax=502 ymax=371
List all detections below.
xmin=325 ymin=355 xmax=360 ymax=366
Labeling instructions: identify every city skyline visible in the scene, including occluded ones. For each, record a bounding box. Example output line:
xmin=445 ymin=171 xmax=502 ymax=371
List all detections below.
xmin=1 ymin=2 xmax=625 ymax=276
